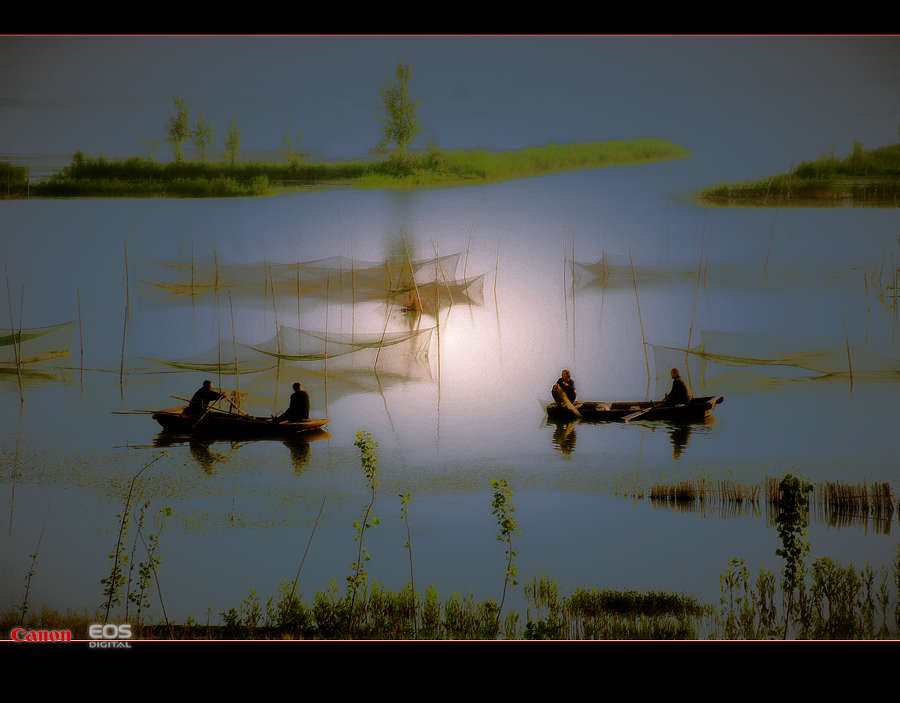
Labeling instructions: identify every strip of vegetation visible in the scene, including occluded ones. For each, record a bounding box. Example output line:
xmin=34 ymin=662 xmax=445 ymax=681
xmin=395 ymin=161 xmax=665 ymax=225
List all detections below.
xmin=6 ymin=444 xmax=897 ymax=640
xmin=10 ymin=138 xmax=690 ymax=199
xmin=697 ymin=142 xmax=900 ymax=207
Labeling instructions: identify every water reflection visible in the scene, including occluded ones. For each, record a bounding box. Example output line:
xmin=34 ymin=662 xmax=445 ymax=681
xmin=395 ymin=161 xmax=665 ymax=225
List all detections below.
xmin=667 ymin=422 xmax=692 ymax=460
xmin=550 ymin=420 xmax=577 ymax=457
xmin=152 ymin=429 xmax=329 ymax=473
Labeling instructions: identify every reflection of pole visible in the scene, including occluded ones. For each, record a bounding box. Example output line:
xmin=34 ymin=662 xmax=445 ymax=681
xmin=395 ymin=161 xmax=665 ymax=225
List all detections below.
xmin=629 ymin=250 xmax=651 ymax=400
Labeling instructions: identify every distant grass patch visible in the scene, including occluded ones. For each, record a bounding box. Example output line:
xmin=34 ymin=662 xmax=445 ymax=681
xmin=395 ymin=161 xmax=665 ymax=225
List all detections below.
xmin=697 ymin=142 xmax=900 ymax=207
xmin=20 ymin=139 xmax=690 ymax=198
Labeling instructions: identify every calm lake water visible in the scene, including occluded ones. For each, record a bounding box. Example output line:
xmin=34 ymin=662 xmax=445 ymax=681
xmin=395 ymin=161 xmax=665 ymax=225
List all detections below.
xmin=3 ymin=154 xmax=899 ymax=626
xmin=2 ymin=36 xmax=899 ymax=630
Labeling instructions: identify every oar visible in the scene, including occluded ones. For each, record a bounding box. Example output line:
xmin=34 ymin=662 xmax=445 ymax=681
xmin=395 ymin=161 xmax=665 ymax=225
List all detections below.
xmin=623 ymin=402 xmax=656 ymax=422
xmin=191 ymin=394 xmax=226 ymax=430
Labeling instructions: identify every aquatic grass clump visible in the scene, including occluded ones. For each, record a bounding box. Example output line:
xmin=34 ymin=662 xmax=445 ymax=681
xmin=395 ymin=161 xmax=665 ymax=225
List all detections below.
xmin=697 ymin=142 xmax=900 ymax=206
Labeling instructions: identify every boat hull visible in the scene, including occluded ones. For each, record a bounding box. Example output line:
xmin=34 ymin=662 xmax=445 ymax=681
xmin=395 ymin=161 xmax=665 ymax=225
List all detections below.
xmin=151 ymin=406 xmax=329 ymax=438
xmin=546 ymin=396 xmax=723 ymax=423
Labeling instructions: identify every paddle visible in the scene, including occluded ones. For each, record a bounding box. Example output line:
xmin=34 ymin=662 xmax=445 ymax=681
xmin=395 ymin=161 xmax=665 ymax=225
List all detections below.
xmin=191 ymin=393 xmax=226 ymax=430
xmin=623 ymin=402 xmax=656 ymax=422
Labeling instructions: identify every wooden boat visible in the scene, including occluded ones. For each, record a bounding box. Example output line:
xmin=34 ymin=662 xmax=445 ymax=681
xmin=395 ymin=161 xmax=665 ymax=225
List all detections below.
xmin=546 ymin=395 xmax=724 ymax=423
xmin=151 ymin=406 xmax=329 ymax=438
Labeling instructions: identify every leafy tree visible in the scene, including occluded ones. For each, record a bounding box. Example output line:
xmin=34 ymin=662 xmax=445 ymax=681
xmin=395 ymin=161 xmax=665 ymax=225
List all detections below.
xmin=377 ymin=62 xmax=421 ymax=162
xmin=224 ymin=115 xmax=241 ymax=165
xmin=165 ymin=96 xmax=191 ymax=162
xmin=192 ymin=114 xmax=215 ymax=163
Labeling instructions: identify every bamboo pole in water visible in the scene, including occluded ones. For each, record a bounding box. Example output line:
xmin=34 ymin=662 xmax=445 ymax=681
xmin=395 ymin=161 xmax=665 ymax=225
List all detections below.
xmin=351 ymin=253 xmax=356 ymax=343
xmin=229 ymin=291 xmax=240 ymax=401
xmin=843 ymin=315 xmax=853 ymax=393
xmin=214 ymin=248 xmax=222 ymax=389
xmin=629 ymin=250 xmax=651 ymax=399
xmin=375 ymin=259 xmax=392 ymax=371
xmin=864 ymin=272 xmax=870 ymax=345
xmin=77 ymin=288 xmax=84 ymax=389
xmin=562 ymin=253 xmax=568 ymax=328
xmin=271 ymin=263 xmax=281 ymax=356
xmin=119 ymin=242 xmax=129 ymax=393
xmin=686 ymin=256 xmax=703 ymax=390
xmin=401 ymin=230 xmax=421 ymax=312
xmin=571 ymin=235 xmax=576 ymax=353
xmin=296 ymin=260 xmax=302 ymax=352
xmin=324 ymin=273 xmax=329 ymax=413
xmin=5 ymin=268 xmax=23 ymax=403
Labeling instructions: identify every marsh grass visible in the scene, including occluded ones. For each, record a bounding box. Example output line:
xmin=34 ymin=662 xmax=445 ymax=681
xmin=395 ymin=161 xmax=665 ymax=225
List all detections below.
xmin=715 ymin=548 xmax=900 ymax=640
xmin=24 ymin=140 xmax=689 ymax=198
xmin=698 ymin=142 xmax=900 ymax=206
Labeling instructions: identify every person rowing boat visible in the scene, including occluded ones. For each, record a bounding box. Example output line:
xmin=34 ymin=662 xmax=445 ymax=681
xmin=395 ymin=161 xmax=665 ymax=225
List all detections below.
xmin=183 ymin=380 xmax=226 ymax=418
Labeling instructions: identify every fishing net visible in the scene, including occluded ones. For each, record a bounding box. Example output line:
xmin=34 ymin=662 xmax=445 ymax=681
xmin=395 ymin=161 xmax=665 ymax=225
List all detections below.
xmin=651 ymin=329 xmax=900 ymax=394
xmin=0 ymin=321 xmax=75 ymax=385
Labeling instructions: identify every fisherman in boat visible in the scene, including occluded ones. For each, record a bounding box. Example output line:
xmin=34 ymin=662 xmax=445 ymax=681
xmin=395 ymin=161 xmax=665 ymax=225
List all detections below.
xmin=551 ymin=369 xmax=577 ymax=406
xmin=662 ymin=368 xmax=691 ymax=406
xmin=273 ymin=381 xmax=310 ymax=423
xmin=184 ymin=380 xmax=225 ymax=417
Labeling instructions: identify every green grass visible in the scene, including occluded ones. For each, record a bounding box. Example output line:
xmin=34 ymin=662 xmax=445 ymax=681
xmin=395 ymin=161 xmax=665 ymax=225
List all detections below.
xmin=697 ymin=142 xmax=900 ymax=207
xmin=15 ymin=139 xmax=690 ymax=198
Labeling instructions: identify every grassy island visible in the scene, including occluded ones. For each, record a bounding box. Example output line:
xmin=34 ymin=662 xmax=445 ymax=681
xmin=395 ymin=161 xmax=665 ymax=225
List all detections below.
xmin=697 ymin=142 xmax=900 ymax=208
xmin=1 ymin=139 xmax=690 ymax=199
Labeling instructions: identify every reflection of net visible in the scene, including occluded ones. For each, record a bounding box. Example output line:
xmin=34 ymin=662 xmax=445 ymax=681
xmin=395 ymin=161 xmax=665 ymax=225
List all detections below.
xmin=651 ymin=329 xmax=900 ymax=393
xmin=141 ymin=253 xmax=462 ymax=304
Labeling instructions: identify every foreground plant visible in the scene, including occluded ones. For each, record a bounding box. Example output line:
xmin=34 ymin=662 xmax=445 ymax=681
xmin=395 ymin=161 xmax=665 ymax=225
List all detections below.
xmin=774 ymin=473 xmax=814 ymax=639
xmin=347 ymin=430 xmax=381 ymax=636
xmin=490 ymin=478 xmax=521 ymax=634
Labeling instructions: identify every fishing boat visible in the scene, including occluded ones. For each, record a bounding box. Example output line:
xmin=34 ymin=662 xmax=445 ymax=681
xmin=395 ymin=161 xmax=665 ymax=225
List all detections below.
xmin=546 ymin=395 xmax=724 ymax=423
xmin=151 ymin=406 xmax=329 ymax=438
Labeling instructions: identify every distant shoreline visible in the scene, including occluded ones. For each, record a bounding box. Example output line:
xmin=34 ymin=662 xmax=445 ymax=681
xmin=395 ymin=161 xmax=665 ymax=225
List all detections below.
xmin=0 ymin=139 xmax=690 ymax=199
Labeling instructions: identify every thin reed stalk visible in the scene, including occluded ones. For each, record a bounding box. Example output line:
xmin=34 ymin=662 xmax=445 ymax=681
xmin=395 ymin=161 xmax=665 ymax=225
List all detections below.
xmin=289 ymin=496 xmax=327 ymax=604
xmin=297 ymin=261 xmax=302 ymax=350
xmin=20 ymin=518 xmax=46 ymax=625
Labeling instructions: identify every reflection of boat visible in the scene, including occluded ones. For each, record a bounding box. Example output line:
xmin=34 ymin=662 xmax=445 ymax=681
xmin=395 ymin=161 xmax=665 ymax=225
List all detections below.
xmin=151 ymin=406 xmax=329 ymax=437
xmin=546 ymin=396 xmax=724 ymax=423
